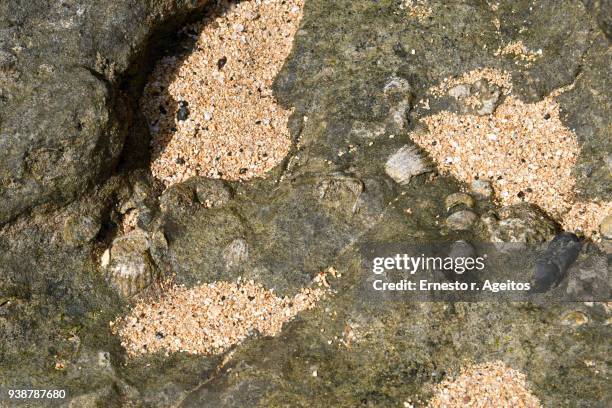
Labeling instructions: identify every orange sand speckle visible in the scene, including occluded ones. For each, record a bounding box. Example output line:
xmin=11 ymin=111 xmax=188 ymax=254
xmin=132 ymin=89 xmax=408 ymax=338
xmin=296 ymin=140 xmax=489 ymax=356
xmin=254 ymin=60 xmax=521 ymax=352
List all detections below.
xmin=495 ymin=40 xmax=541 ymax=63
xmin=402 ymin=0 xmax=433 ymax=22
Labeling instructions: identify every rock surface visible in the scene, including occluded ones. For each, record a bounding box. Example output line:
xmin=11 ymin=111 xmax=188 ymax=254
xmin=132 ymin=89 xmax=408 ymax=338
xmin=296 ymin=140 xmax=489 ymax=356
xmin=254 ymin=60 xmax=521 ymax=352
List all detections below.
xmin=0 ymin=0 xmax=211 ymax=225
xmin=0 ymin=0 xmax=610 ymax=407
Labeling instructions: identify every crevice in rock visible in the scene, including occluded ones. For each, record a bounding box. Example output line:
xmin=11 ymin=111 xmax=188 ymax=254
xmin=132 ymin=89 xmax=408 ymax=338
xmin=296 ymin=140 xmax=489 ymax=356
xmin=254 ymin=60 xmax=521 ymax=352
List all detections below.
xmin=114 ymin=8 xmax=215 ymax=173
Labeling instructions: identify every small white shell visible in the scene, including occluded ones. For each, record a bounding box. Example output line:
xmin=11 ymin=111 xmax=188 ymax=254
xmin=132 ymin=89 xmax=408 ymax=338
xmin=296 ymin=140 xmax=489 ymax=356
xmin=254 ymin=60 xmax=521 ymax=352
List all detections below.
xmin=223 ymin=238 xmax=249 ymax=269
xmin=385 ymin=145 xmax=430 ymax=185
xmin=560 ymin=311 xmax=589 ymax=327
xmin=100 ymin=249 xmax=111 ymax=269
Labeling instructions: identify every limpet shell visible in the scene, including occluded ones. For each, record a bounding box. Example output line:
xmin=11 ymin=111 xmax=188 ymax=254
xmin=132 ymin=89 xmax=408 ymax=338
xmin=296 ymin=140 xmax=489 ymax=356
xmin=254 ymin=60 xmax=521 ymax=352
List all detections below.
xmin=105 ymin=229 xmax=157 ymax=297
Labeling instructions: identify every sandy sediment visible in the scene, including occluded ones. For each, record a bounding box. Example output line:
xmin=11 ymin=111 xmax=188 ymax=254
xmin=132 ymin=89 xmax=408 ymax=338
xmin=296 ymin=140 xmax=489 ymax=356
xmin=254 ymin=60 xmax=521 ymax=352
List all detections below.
xmin=141 ymin=0 xmax=304 ymax=187
xmin=413 ymin=68 xmax=610 ymax=239
xmin=112 ymin=277 xmax=328 ymax=357
xmin=427 ymin=361 xmax=542 ymax=408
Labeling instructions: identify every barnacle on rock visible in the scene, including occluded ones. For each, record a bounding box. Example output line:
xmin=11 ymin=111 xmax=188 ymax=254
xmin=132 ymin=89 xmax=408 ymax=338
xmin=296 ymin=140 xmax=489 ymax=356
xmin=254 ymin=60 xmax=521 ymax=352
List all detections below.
xmin=104 ymin=229 xmax=159 ymax=298
xmin=384 ymin=145 xmax=431 ymax=185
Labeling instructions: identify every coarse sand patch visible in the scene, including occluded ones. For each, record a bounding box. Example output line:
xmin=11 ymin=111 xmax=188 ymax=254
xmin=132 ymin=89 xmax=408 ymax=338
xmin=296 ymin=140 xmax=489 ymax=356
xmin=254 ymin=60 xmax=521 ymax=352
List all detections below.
xmin=562 ymin=200 xmax=612 ymax=239
xmin=416 ymin=94 xmax=578 ymax=218
xmin=427 ymin=361 xmax=542 ymax=408
xmin=495 ymin=40 xmax=541 ymax=63
xmin=413 ymin=68 xmax=611 ymax=240
xmin=428 ymin=68 xmax=513 ymax=97
xmin=112 ymin=273 xmax=333 ymax=357
xmin=142 ymin=0 xmax=304 ymax=187
xmin=401 ymin=0 xmax=433 ymax=22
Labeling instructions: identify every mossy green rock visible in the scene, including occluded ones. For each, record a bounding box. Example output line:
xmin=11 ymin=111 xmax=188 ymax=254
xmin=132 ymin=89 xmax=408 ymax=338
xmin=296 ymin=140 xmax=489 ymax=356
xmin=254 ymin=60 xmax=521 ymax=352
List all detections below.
xmin=0 ymin=0 xmax=610 ymax=407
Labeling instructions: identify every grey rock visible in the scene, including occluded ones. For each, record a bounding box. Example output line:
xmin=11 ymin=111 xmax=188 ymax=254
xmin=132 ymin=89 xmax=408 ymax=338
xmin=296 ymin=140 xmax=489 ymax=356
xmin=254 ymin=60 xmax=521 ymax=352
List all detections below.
xmin=599 ymin=215 xmax=612 ymax=239
xmin=482 ymin=204 xmax=558 ymax=243
xmin=446 ymin=210 xmax=478 ymax=231
xmin=0 ymin=0 xmax=213 ymax=225
xmin=63 ymin=215 xmax=100 ymax=246
xmin=1 ymin=0 xmax=610 ymax=406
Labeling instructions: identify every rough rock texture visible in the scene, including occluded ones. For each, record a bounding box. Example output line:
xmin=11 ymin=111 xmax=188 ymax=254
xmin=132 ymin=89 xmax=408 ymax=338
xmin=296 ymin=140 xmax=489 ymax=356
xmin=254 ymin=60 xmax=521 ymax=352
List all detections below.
xmin=0 ymin=0 xmax=211 ymax=225
xmin=0 ymin=0 xmax=610 ymax=407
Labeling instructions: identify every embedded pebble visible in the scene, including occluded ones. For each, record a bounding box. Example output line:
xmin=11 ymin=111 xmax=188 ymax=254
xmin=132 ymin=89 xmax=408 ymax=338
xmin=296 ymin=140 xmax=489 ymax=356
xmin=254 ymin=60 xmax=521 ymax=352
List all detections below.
xmin=176 ymin=101 xmax=189 ymax=121
xmin=469 ymin=79 xmax=501 ymax=115
xmin=447 ymin=84 xmax=470 ymax=99
xmin=532 ymin=232 xmax=581 ymax=292
xmin=560 ymin=310 xmax=589 ymax=326
xmin=446 ymin=210 xmax=478 ymax=231
xmin=444 ymin=192 xmax=475 ymax=211
xmin=599 ymin=215 xmax=612 ymax=239
xmin=63 ymin=215 xmax=100 ymax=246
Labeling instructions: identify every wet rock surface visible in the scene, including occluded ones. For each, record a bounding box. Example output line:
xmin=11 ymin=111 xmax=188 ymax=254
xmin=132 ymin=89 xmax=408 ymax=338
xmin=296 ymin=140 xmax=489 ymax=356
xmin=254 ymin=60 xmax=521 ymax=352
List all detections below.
xmin=0 ymin=0 xmax=610 ymax=407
